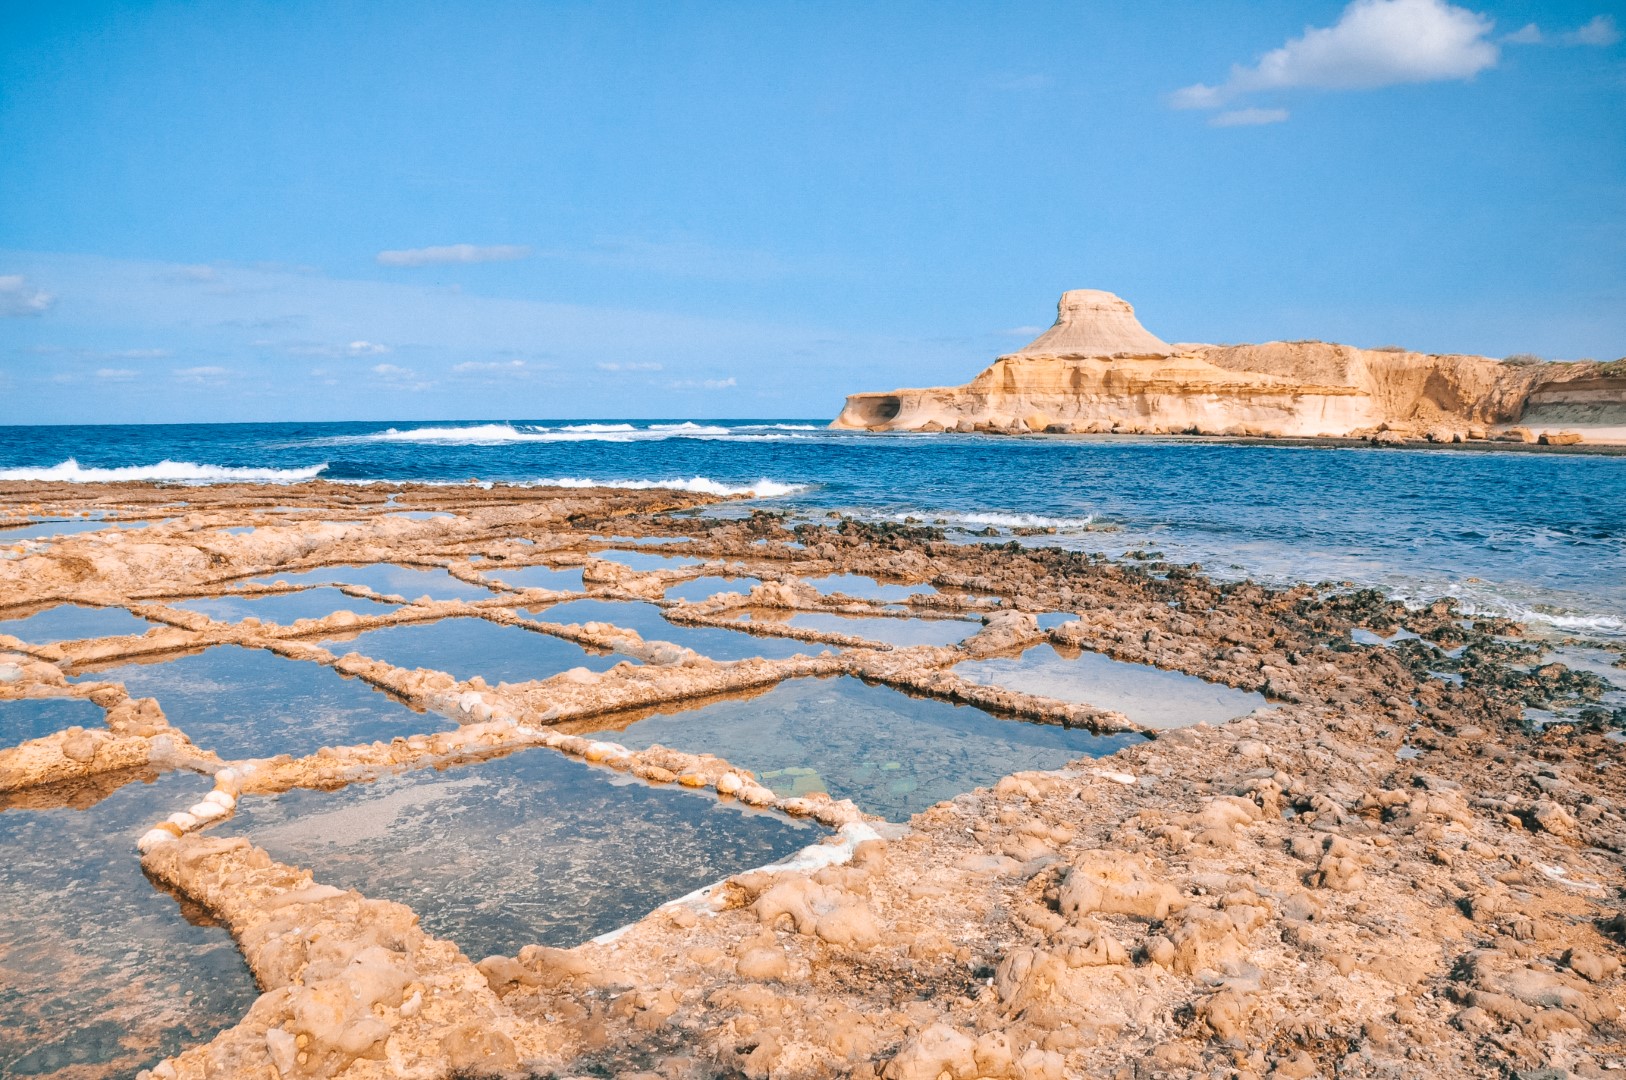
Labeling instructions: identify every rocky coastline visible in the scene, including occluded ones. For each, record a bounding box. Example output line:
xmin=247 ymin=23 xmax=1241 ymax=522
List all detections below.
xmin=0 ymin=480 xmax=1622 ymax=1079
xmin=833 ymin=290 xmax=1626 ymax=447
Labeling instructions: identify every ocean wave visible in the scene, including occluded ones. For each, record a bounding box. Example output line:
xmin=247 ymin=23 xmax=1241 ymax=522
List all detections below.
xmin=883 ymin=510 xmax=1099 ymax=531
xmin=526 ymin=476 xmax=807 ymax=497
xmin=0 ymin=458 xmax=329 ymax=484
xmin=330 ymin=421 xmax=754 ymax=445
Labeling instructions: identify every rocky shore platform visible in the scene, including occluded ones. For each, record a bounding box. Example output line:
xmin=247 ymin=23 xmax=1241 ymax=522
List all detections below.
xmin=1 ymin=480 xmax=1622 ymax=1079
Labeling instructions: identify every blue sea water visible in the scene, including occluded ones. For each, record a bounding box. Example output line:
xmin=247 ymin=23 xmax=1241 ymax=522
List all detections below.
xmin=1 ymin=419 xmax=1622 ymax=635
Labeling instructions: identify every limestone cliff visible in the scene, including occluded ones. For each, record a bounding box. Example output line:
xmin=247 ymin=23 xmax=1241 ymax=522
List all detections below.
xmin=833 ymin=290 xmax=1625 ymax=443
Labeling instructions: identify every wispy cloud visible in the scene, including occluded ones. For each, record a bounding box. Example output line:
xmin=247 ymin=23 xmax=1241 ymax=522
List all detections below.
xmin=667 ymin=376 xmax=737 ymax=390
xmin=95 ymin=367 xmax=140 ymax=381
xmin=0 ymin=274 xmax=54 ymax=316
xmin=452 ymin=359 xmax=529 ymax=375
xmin=371 ymin=362 xmax=432 ymax=391
xmin=376 ymin=244 xmax=532 ymax=267
xmin=1171 ymin=0 xmax=1500 ymax=114
xmin=1505 ymin=14 xmax=1620 ymax=47
xmin=1211 ymin=107 xmax=1291 ymax=127
xmin=172 ymin=365 xmax=231 ymax=384
xmin=286 ymin=339 xmax=391 ymax=358
xmin=597 ymin=361 xmax=663 ymax=372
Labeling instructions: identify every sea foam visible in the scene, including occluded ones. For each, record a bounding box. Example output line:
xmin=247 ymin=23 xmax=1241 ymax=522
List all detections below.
xmin=0 ymin=459 xmax=329 ymax=484
xmin=528 ymin=476 xmax=806 ymax=497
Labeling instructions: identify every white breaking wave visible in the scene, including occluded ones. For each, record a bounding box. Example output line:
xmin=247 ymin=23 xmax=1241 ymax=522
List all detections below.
xmin=332 ymin=421 xmax=756 ymax=444
xmin=886 ymin=510 xmax=1099 ymax=531
xmin=527 ymin=476 xmax=806 ymax=497
xmin=0 ymin=458 xmax=329 ymax=484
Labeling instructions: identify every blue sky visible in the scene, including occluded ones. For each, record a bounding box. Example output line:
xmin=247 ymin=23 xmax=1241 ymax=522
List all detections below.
xmin=1 ymin=0 xmax=1622 ymax=424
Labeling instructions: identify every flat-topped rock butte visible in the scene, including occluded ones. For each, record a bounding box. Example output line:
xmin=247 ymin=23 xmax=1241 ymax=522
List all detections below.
xmin=0 ymin=479 xmax=1622 ymax=1079
xmin=833 ymin=289 xmax=1626 ymax=445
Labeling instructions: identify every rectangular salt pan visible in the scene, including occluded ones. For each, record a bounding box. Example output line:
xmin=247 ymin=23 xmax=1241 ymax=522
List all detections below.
xmin=955 ymin=643 xmax=1267 ymax=730
xmin=803 ymin=573 xmax=938 ymax=602
xmin=80 ymin=645 xmax=449 ymax=760
xmin=594 ymin=550 xmax=703 ymax=571
xmin=590 ymin=676 xmax=1143 ymax=821
xmin=320 ymin=616 xmax=623 ymax=685
xmin=485 ymin=564 xmax=586 ymax=592
xmin=241 ymin=563 xmax=497 ymax=602
xmin=173 ymin=587 xmax=399 ymax=625
xmin=0 ymin=519 xmax=155 ymax=542
xmin=217 ymin=747 xmax=819 ymax=959
xmin=2 ymin=697 xmax=105 ymax=745
xmin=0 ymin=770 xmax=258 ymax=1076
xmin=765 ymin=612 xmax=976 ymax=648
xmin=664 ymin=575 xmax=763 ymax=602
xmin=526 ymin=600 xmax=812 ymax=661
xmin=0 ymin=603 xmax=157 ymax=643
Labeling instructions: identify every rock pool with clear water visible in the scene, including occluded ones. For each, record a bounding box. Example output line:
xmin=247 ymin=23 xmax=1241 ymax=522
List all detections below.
xmin=320 ymin=616 xmax=624 ymax=684
xmin=172 ymin=587 xmax=400 ymax=625
xmin=664 ymin=575 xmax=764 ymax=602
xmin=77 ymin=645 xmax=448 ymax=759
xmin=0 ymin=603 xmax=157 ymax=643
xmin=241 ymin=563 xmax=497 ymax=602
xmin=526 ymin=599 xmax=815 ymax=661
xmin=956 ymin=643 xmax=1268 ymax=729
xmin=594 ymin=550 xmax=703 ymax=571
xmin=743 ymin=611 xmax=978 ymax=648
xmin=0 ymin=770 xmax=259 ymax=1078
xmin=2 ymin=696 xmax=105 ymax=745
xmin=216 ymin=746 xmax=820 ymax=959
xmin=481 ymin=564 xmax=586 ymax=592
xmin=589 ymin=676 xmax=1144 ymax=821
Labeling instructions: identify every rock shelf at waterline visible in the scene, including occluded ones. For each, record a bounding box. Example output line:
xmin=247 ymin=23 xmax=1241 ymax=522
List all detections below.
xmin=0 ymin=477 xmax=1620 ymax=1079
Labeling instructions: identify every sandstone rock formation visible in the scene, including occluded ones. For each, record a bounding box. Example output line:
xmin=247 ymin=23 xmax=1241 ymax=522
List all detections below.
xmin=833 ymin=290 xmax=1626 ymax=443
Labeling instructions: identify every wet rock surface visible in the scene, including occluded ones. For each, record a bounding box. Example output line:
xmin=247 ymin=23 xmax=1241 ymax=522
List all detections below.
xmin=0 ymin=481 xmax=1619 ymax=1079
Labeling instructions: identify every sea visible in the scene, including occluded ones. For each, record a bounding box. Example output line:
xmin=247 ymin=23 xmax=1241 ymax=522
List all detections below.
xmin=1 ymin=419 xmax=1622 ymax=640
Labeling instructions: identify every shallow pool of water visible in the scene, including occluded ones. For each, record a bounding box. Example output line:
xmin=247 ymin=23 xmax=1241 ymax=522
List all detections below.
xmin=2 ymin=696 xmax=105 ymax=745
xmin=526 ymin=600 xmax=813 ymax=661
xmin=665 ymin=575 xmax=764 ymax=603
xmin=0 ymin=519 xmax=154 ymax=542
xmin=591 ymin=676 xmax=1142 ymax=820
xmin=320 ymin=617 xmax=623 ymax=685
xmin=595 ymin=550 xmax=703 ymax=572
xmin=218 ymin=747 xmax=819 ymax=958
xmin=483 ymin=564 xmax=586 ymax=592
xmin=0 ymin=770 xmax=259 ymax=1077
xmin=0 ymin=604 xmax=157 ymax=643
xmin=242 ymin=563 xmax=497 ymax=602
xmin=80 ymin=645 xmax=446 ymax=759
xmin=803 ymin=573 xmax=938 ymax=602
xmin=751 ymin=612 xmax=977 ymax=648
xmin=956 ymin=643 xmax=1268 ymax=730
xmin=173 ymin=588 xmax=400 ymax=626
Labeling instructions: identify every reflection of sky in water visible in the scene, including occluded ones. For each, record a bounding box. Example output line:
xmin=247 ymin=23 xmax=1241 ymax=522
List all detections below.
xmin=1 ymin=697 xmax=105 ymax=745
xmin=764 ymin=612 xmax=976 ymax=648
xmin=0 ymin=519 xmax=155 ymax=542
xmin=803 ymin=574 xmax=938 ymax=602
xmin=321 ymin=617 xmax=623 ymax=684
xmin=0 ymin=770 xmax=257 ymax=1077
xmin=664 ymin=575 xmax=763 ymax=602
xmin=0 ymin=604 xmax=156 ymax=643
xmin=957 ymin=644 xmax=1267 ymax=730
xmin=527 ymin=599 xmax=811 ymax=661
xmin=81 ymin=645 xmax=445 ymax=759
xmin=484 ymin=564 xmax=586 ymax=592
xmin=173 ymin=587 xmax=398 ymax=625
xmin=241 ymin=563 xmax=496 ymax=602
xmin=593 ymin=676 xmax=1142 ymax=821
xmin=219 ymin=747 xmax=818 ymax=957
xmin=594 ymin=550 xmax=702 ymax=571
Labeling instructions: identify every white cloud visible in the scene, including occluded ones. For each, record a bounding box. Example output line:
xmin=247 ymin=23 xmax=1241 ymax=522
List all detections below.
xmin=371 ymin=363 xmax=432 ymax=390
xmin=1172 ymin=0 xmax=1499 ymax=110
xmin=452 ymin=359 xmax=529 ymax=374
xmin=668 ymin=376 xmax=737 ymax=390
xmin=99 ymin=347 xmax=171 ymax=360
xmin=95 ymin=368 xmax=139 ymax=381
xmin=0 ymin=274 xmax=54 ymax=316
xmin=172 ymin=365 xmax=231 ymax=384
xmin=596 ymin=361 xmax=663 ymax=372
xmin=1505 ymin=14 xmax=1621 ymax=47
xmin=376 ymin=244 xmax=532 ymax=267
xmin=346 ymin=340 xmax=390 ymax=355
xmin=1212 ymin=107 xmax=1292 ymax=127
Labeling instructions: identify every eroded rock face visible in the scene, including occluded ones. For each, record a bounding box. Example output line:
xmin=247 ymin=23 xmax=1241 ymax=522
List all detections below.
xmin=833 ymin=289 xmax=1626 ymax=442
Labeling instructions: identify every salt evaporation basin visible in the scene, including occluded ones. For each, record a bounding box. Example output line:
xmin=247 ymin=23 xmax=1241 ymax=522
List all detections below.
xmin=956 ymin=643 xmax=1268 ymax=730
xmin=79 ymin=644 xmax=449 ymax=760
xmin=0 ymin=770 xmax=258 ymax=1077
xmin=320 ymin=616 xmax=624 ymax=684
xmin=173 ymin=586 xmax=399 ymax=625
xmin=589 ymin=676 xmax=1143 ymax=821
xmin=664 ymin=575 xmax=763 ymax=602
xmin=744 ymin=611 xmax=978 ymax=649
xmin=0 ymin=603 xmax=157 ymax=642
xmin=2 ymin=696 xmax=105 ymax=745
xmin=594 ymin=550 xmax=703 ymax=571
xmin=241 ymin=562 xmax=497 ymax=602
xmin=526 ymin=599 xmax=812 ymax=661
xmin=802 ymin=573 xmax=938 ymax=602
xmin=217 ymin=746 xmax=820 ymax=958
xmin=482 ymin=564 xmax=587 ymax=592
